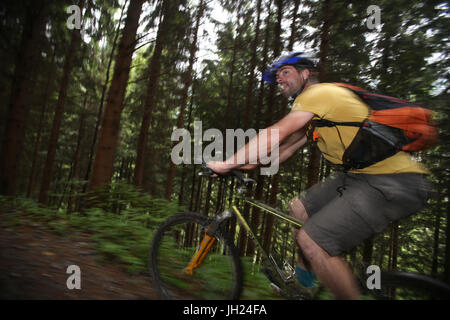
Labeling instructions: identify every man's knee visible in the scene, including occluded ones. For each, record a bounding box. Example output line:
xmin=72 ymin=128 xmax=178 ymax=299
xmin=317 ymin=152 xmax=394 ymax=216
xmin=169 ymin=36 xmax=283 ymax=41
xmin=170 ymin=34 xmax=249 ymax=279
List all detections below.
xmin=288 ymin=197 xmax=308 ymax=223
xmin=297 ymin=228 xmax=328 ymax=261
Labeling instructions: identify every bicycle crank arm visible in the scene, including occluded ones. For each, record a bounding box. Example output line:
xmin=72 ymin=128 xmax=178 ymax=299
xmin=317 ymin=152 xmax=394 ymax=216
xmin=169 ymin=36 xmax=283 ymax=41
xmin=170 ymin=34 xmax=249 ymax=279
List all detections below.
xmin=268 ymin=254 xmax=296 ymax=283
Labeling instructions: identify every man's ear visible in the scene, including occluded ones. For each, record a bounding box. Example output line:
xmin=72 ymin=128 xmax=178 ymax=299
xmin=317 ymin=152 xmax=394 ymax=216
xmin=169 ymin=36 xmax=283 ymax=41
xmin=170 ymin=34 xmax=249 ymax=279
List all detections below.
xmin=301 ymin=69 xmax=311 ymax=79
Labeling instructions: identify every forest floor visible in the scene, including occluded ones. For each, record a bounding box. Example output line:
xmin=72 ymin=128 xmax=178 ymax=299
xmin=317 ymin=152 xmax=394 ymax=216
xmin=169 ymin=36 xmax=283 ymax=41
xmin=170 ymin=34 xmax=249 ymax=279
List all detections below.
xmin=0 ymin=217 xmax=159 ymax=300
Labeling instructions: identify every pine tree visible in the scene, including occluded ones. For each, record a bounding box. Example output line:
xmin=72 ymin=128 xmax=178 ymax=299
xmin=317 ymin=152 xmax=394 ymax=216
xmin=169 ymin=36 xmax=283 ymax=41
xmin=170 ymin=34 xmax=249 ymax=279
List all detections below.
xmin=88 ymin=0 xmax=144 ymax=194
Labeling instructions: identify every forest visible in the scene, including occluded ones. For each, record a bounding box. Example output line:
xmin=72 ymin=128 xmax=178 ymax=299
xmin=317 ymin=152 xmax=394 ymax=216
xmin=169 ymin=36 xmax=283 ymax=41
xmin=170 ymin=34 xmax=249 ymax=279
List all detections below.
xmin=0 ymin=0 xmax=449 ymax=299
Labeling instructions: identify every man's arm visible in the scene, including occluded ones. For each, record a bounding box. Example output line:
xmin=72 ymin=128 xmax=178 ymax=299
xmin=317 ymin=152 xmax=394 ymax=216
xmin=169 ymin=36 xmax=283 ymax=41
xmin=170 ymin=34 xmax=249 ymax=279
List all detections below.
xmin=239 ymin=128 xmax=308 ymax=170
xmin=277 ymin=128 xmax=308 ymax=163
xmin=207 ymin=110 xmax=314 ymax=174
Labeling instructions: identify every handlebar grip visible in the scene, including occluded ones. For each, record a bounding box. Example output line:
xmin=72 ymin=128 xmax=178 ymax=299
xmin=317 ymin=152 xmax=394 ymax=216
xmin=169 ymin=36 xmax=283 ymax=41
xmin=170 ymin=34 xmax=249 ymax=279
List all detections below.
xmin=200 ymin=164 xmax=254 ymax=186
xmin=199 ymin=162 xmax=216 ymax=176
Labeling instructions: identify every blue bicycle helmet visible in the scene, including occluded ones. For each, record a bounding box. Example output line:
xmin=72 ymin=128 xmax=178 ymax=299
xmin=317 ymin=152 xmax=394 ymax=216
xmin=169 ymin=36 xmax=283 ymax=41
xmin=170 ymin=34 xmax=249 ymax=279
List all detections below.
xmin=263 ymin=51 xmax=317 ymax=85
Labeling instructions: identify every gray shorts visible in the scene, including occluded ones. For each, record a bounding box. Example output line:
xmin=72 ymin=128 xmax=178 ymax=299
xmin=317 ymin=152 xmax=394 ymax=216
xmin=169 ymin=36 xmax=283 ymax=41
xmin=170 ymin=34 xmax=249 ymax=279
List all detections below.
xmin=299 ymin=172 xmax=430 ymax=256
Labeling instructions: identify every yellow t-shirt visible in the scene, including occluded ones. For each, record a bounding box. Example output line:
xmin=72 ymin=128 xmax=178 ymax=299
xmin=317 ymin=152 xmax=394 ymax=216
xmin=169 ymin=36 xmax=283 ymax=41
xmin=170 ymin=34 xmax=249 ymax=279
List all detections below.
xmin=291 ymin=83 xmax=428 ymax=174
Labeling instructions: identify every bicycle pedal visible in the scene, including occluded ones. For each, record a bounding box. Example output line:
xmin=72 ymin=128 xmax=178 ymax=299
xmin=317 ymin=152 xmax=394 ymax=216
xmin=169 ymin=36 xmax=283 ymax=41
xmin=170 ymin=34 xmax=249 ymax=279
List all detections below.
xmin=269 ymin=254 xmax=296 ymax=282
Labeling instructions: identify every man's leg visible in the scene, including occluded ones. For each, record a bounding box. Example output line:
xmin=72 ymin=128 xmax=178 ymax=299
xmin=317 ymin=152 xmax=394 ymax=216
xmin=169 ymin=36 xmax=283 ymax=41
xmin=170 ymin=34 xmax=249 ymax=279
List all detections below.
xmin=288 ymin=198 xmax=314 ymax=276
xmin=288 ymin=197 xmax=308 ymax=223
xmin=297 ymin=228 xmax=360 ymax=299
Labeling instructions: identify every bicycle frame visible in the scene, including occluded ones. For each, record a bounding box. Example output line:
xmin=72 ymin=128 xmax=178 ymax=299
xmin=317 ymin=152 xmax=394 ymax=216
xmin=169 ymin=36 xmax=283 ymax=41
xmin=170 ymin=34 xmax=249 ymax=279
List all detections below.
xmin=184 ymin=190 xmax=303 ymax=283
xmin=232 ymin=198 xmax=302 ymax=282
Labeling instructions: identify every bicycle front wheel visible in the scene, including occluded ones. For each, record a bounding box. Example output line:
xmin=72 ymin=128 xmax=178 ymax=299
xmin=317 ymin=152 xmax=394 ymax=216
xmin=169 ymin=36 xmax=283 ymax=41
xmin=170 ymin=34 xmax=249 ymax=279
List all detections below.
xmin=149 ymin=212 xmax=243 ymax=300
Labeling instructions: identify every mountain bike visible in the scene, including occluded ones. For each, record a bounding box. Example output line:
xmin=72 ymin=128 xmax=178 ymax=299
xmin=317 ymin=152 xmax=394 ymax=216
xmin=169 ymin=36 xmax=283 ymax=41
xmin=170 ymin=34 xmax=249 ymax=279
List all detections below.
xmin=149 ymin=165 xmax=450 ymax=300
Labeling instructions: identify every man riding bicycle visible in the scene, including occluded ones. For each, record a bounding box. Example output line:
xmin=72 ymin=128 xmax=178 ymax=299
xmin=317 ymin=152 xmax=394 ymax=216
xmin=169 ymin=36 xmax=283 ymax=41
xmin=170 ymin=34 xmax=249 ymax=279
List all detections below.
xmin=206 ymin=51 xmax=430 ymax=299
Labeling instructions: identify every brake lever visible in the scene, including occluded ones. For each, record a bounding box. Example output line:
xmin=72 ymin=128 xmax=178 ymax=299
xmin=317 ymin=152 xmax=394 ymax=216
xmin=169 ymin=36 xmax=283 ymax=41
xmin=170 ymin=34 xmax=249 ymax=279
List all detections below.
xmin=231 ymin=170 xmax=256 ymax=188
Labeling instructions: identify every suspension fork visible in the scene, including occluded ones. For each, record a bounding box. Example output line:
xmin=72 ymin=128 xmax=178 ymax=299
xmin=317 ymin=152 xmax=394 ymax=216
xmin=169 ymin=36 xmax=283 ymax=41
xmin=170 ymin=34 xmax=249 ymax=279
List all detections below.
xmin=183 ymin=210 xmax=233 ymax=275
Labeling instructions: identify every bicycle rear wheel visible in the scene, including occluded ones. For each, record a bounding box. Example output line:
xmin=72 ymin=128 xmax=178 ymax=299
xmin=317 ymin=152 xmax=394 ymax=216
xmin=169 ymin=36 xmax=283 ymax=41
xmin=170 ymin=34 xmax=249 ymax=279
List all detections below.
xmin=149 ymin=212 xmax=243 ymax=300
xmin=362 ymin=271 xmax=450 ymax=300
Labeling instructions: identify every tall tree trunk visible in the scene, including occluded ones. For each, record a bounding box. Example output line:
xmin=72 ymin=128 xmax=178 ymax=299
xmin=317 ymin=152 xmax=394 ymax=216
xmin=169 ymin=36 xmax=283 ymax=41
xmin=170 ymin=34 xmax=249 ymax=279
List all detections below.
xmin=254 ymin=0 xmax=272 ymax=129
xmin=245 ymin=175 xmax=265 ymax=256
xmin=431 ymin=203 xmax=441 ymax=277
xmin=134 ymin=0 xmax=174 ymax=187
xmin=165 ymin=0 xmax=204 ymax=199
xmin=87 ymin=0 xmax=144 ymax=196
xmin=179 ymin=81 xmax=196 ymax=206
xmin=390 ymin=222 xmax=399 ymax=271
xmin=194 ymin=176 xmax=204 ymax=213
xmin=306 ymin=147 xmax=321 ymax=188
xmin=306 ymin=0 xmax=332 ymax=188
xmin=242 ymin=0 xmax=262 ymax=130
xmin=287 ymin=0 xmax=300 ymax=51
xmin=263 ymin=173 xmax=281 ymax=252
xmin=214 ymin=178 xmax=225 ymax=213
xmin=444 ymin=183 xmax=450 ymax=283
xmin=68 ymin=94 xmax=89 ymax=212
xmin=0 ymin=2 xmax=47 ymax=195
xmin=248 ymin=0 xmax=271 ymax=257
xmin=83 ymin=0 xmax=127 ymax=193
xmin=238 ymin=0 xmax=262 ymax=257
xmin=223 ymin=2 xmax=242 ymax=130
xmin=203 ymin=179 xmax=213 ymax=216
xmin=38 ymin=0 xmax=86 ymax=204
xmin=362 ymin=238 xmax=374 ymax=265
xmin=27 ymin=47 xmax=57 ymax=198
xmin=262 ymin=0 xmax=283 ymax=253
xmin=189 ymin=166 xmax=197 ymax=211
xmin=318 ymin=0 xmax=331 ymax=83
xmin=224 ymin=2 xmax=247 ymax=253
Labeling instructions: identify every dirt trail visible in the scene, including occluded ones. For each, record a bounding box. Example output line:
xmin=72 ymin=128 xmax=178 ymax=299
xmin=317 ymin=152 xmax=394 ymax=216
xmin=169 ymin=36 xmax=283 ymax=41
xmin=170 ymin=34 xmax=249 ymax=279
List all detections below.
xmin=0 ymin=219 xmax=159 ymax=300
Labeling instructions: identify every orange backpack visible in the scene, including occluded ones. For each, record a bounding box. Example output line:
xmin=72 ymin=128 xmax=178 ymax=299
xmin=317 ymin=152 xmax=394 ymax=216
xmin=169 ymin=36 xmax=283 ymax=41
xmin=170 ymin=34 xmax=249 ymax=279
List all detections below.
xmin=312 ymin=83 xmax=439 ymax=170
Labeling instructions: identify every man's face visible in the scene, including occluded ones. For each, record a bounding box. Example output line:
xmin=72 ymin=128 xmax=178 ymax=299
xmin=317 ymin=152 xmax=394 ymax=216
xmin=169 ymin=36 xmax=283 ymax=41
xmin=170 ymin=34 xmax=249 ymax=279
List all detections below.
xmin=276 ymin=65 xmax=306 ymax=98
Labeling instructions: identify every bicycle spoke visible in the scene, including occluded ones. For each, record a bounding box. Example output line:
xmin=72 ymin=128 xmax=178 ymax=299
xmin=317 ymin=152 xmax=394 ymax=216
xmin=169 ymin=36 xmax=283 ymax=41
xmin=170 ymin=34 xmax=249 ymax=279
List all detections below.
xmin=150 ymin=213 xmax=242 ymax=300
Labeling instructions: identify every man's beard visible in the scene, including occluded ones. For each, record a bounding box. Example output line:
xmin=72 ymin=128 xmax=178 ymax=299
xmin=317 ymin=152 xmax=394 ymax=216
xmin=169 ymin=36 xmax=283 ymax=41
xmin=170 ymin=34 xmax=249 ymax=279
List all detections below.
xmin=279 ymin=85 xmax=297 ymax=98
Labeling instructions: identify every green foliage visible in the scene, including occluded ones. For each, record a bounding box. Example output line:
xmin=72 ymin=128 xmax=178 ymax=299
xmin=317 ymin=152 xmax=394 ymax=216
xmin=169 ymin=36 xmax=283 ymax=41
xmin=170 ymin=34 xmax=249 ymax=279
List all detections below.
xmin=0 ymin=186 xmax=186 ymax=274
xmin=240 ymin=257 xmax=283 ymax=300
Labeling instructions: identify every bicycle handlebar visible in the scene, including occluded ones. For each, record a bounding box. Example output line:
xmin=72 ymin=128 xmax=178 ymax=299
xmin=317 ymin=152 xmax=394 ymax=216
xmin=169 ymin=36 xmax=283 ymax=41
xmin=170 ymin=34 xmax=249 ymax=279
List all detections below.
xmin=199 ymin=163 xmax=256 ymax=187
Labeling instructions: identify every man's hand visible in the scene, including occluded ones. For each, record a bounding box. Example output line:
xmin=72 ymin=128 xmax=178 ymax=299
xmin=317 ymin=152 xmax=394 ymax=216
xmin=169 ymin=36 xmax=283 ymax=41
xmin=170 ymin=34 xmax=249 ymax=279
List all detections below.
xmin=205 ymin=161 xmax=234 ymax=175
xmin=239 ymin=163 xmax=260 ymax=171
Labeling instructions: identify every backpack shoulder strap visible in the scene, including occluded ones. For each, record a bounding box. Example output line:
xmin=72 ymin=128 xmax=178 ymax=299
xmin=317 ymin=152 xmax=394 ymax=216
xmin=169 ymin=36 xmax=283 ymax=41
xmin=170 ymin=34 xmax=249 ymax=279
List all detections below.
xmin=312 ymin=119 xmax=364 ymax=128
xmin=311 ymin=83 xmax=369 ymax=128
xmin=333 ymin=82 xmax=420 ymax=110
